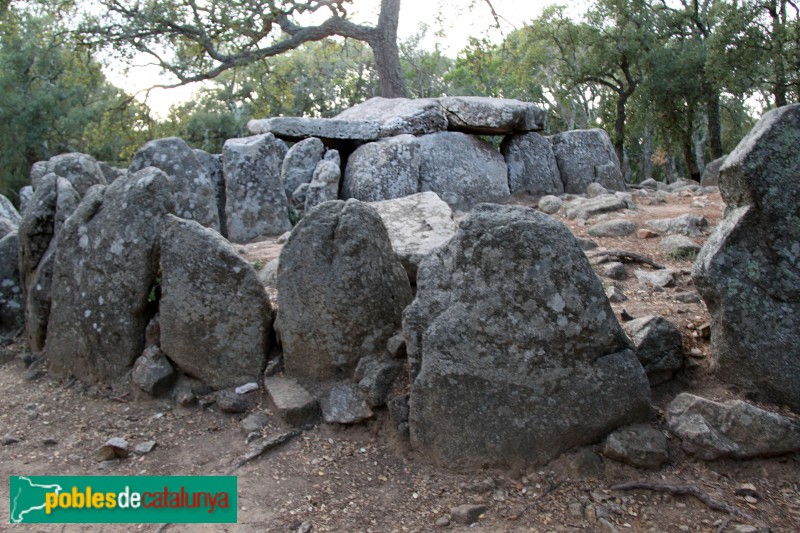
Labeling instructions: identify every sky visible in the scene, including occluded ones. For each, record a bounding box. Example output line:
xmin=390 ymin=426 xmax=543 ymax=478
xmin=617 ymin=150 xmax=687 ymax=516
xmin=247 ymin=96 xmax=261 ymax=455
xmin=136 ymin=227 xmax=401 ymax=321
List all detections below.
xmin=104 ymin=0 xmax=589 ymax=117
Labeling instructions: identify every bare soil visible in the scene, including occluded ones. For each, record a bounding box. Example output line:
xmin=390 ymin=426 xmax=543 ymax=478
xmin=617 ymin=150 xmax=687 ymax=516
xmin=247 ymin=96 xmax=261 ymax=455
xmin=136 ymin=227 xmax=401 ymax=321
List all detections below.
xmin=1 ymin=188 xmax=799 ymax=532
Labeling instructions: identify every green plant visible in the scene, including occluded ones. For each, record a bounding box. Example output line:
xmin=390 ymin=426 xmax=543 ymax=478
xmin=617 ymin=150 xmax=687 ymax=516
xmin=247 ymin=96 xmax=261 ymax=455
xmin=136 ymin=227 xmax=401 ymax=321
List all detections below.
xmin=251 ymin=259 xmax=265 ymax=271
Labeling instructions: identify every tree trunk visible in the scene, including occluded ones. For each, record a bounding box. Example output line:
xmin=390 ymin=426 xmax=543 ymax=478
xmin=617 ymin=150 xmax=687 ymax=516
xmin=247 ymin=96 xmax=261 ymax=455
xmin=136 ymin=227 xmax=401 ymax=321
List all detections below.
xmin=705 ymin=87 xmax=723 ymax=159
xmin=614 ymin=94 xmax=628 ymax=171
xmin=370 ymin=0 xmax=408 ymax=98
xmin=639 ymin=126 xmax=654 ymax=183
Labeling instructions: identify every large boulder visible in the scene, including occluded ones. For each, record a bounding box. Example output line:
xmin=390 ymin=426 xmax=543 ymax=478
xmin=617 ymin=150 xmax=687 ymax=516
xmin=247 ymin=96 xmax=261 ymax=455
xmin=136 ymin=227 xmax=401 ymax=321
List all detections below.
xmin=275 ymin=200 xmax=413 ymax=381
xmin=18 ymin=186 xmax=33 ymax=216
xmin=248 ymin=117 xmax=379 ymax=142
xmin=440 ymin=96 xmax=545 ymax=134
xmin=342 ymin=135 xmax=420 ymax=202
xmin=416 ymin=132 xmax=509 ymax=211
xmin=193 ymin=149 xmax=227 ymax=238
xmin=46 ymin=168 xmax=176 ymax=382
xmin=159 ymin=215 xmax=273 ymax=389
xmin=701 ymin=155 xmax=726 ymax=187
xmin=129 ymin=137 xmax=220 ymax=231
xmin=404 ymin=204 xmax=650 ymax=468
xmin=549 ymin=129 xmax=626 ymax=193
xmin=501 ymin=132 xmax=563 ymax=196
xmin=281 ymin=137 xmax=325 ymax=201
xmin=0 ymin=232 xmax=23 ymax=335
xmin=370 ymin=192 xmax=457 ymax=282
xmin=17 ymin=175 xmax=58 ymax=283
xmin=223 ymin=133 xmax=291 ymax=242
xmin=37 ymin=153 xmax=107 ymax=196
xmin=693 ymin=104 xmax=800 ymax=410
xmin=335 ymin=97 xmax=447 ymax=137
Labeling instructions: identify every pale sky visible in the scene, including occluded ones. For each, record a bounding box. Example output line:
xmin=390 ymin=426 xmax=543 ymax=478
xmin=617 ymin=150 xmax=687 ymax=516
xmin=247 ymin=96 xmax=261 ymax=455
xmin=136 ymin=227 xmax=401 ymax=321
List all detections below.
xmin=104 ymin=0 xmax=588 ymax=117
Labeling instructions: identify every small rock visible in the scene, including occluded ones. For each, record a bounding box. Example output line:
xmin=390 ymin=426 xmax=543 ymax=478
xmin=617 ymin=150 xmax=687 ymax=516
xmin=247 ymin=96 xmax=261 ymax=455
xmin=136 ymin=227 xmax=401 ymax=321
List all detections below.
xmin=41 ymin=438 xmax=58 ymax=446
xmin=538 ymin=195 xmax=563 ymax=215
xmin=355 ymin=357 xmax=403 ymax=407
xmin=241 ymin=412 xmax=270 ymax=434
xmin=731 ymin=526 xmax=758 ymax=533
xmin=568 ymin=501 xmax=584 ymax=518
xmin=661 ymin=235 xmax=701 ymax=259
xmin=588 ymin=219 xmax=637 ymax=238
xmin=598 ymin=517 xmax=620 ymax=533
xmin=646 ymin=214 xmax=708 ymax=236
xmin=602 ymin=262 xmax=627 ymax=280
xmin=735 ymin=483 xmax=759 ymax=499
xmin=463 ymin=477 xmax=496 ymax=494
xmin=132 ymin=346 xmax=176 ymax=396
xmin=320 ymin=384 xmax=373 ymax=424
xmin=297 ymin=521 xmax=313 ymax=533
xmin=635 ymin=269 xmax=676 ymax=288
xmin=637 ymin=229 xmax=659 ymax=239
xmin=604 ymin=424 xmax=670 ymax=469
xmin=264 ymin=356 xmax=283 ymax=377
xmin=450 ymin=504 xmax=487 ymax=525
xmin=605 ymin=286 xmax=628 ymax=303
xmin=276 ymin=231 xmax=292 ymax=244
xmin=624 ymin=315 xmax=684 ymax=385
xmin=576 ymin=237 xmax=599 ymax=251
xmin=216 ymin=390 xmax=250 ymax=413
xmin=2 ymin=434 xmax=19 ymax=445
xmin=96 ymin=437 xmax=129 ymax=461
xmin=264 ymin=376 xmax=320 ymax=427
xmin=673 ymin=292 xmax=701 ymax=304
xmin=435 ymin=515 xmax=451 ymax=527
xmin=386 ymin=333 xmax=407 ymax=358
xmin=133 ymin=441 xmax=157 ymax=455
xmin=235 ymin=382 xmax=259 ymax=395
xmin=145 ymin=314 xmax=161 ymax=348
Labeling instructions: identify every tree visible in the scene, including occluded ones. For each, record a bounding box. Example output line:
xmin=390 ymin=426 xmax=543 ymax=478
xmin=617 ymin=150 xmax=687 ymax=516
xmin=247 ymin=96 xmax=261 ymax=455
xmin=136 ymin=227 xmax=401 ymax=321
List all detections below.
xmin=77 ymin=0 xmax=409 ymax=98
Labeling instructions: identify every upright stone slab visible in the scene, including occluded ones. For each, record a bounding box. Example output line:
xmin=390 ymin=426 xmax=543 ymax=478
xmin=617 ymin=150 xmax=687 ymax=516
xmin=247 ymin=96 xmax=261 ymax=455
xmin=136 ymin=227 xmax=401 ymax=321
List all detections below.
xmin=0 ymin=232 xmax=23 ymax=335
xmin=40 ymin=153 xmax=107 ymax=196
xmin=342 ymin=135 xmax=420 ymax=202
xmin=129 ymin=137 xmax=220 ymax=232
xmin=223 ymin=133 xmax=291 ymax=242
xmin=701 ymin=155 xmax=726 ymax=187
xmin=17 ymin=175 xmax=58 ymax=298
xmin=275 ymin=200 xmax=413 ymax=381
xmin=18 ymin=186 xmax=33 ymax=216
xmin=550 ymin=129 xmax=625 ymax=193
xmin=693 ymin=104 xmax=800 ymax=410
xmin=501 ymin=132 xmax=563 ymax=196
xmin=404 ymin=204 xmax=650 ymax=468
xmin=194 ymin=149 xmax=227 ymax=238
xmin=305 ymin=150 xmax=341 ymax=212
xmin=281 ymin=137 xmax=325 ymax=201
xmin=0 ymin=194 xmax=20 ymax=226
xmin=335 ymin=97 xmax=447 ymax=137
xmin=159 ymin=215 xmax=273 ymax=389
xmin=46 ymin=168 xmax=176 ymax=382
xmin=416 ymin=132 xmax=509 ymax=211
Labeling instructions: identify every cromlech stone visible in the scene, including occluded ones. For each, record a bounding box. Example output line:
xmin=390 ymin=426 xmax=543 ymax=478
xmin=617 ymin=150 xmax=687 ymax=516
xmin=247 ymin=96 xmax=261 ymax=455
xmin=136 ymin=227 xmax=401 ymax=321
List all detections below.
xmin=666 ymin=393 xmax=800 ymax=460
xmin=159 ymin=215 xmax=272 ymax=390
xmin=276 ymin=200 xmax=412 ymax=381
xmin=342 ymin=135 xmax=420 ymax=202
xmin=129 ymin=137 xmax=220 ymax=231
xmin=193 ymin=149 xmax=228 ymax=238
xmin=38 ymin=153 xmax=107 ymax=197
xmin=335 ymin=97 xmax=447 ymax=137
xmin=370 ymin=192 xmax=457 ymax=283
xmin=18 ymin=186 xmax=33 ymax=217
xmin=0 ymin=194 xmax=21 ymax=226
xmin=405 ymin=204 xmax=650 ymax=468
xmin=693 ymin=104 xmax=800 ymax=410
xmin=501 ymin=132 xmax=563 ymax=196
xmin=416 ymin=132 xmax=509 ymax=211
xmin=304 ymin=150 xmax=341 ymax=212
xmin=248 ymin=116 xmax=380 ymax=142
xmin=0 ymin=232 xmax=23 ymax=335
xmin=624 ymin=316 xmax=684 ymax=386
xmin=223 ymin=133 xmax=291 ymax=243
xmin=701 ymin=155 xmax=727 ymax=187
xmin=550 ymin=129 xmax=625 ymax=193
xmin=440 ymin=96 xmax=546 ymax=134
xmin=281 ymin=137 xmax=325 ymax=202
xmin=46 ymin=167 xmax=176 ymax=382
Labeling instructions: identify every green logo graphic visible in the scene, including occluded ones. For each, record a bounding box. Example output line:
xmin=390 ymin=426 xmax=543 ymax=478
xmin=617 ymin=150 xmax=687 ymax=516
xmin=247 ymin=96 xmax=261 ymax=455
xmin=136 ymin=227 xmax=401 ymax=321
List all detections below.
xmin=9 ymin=476 xmax=237 ymax=523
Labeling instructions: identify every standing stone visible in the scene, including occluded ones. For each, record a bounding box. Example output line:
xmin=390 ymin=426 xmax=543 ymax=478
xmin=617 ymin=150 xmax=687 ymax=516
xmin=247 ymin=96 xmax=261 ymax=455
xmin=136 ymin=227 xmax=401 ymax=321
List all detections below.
xmin=370 ymin=192 xmax=457 ymax=282
xmin=129 ymin=137 xmax=220 ymax=231
xmin=501 ymin=132 xmax=563 ymax=196
xmin=17 ymin=176 xmax=57 ymax=283
xmin=304 ymin=150 xmax=341 ymax=212
xmin=276 ymin=200 xmax=412 ymax=381
xmin=701 ymin=155 xmax=727 ymax=187
xmin=416 ymin=132 xmax=509 ymax=211
xmin=693 ymin=104 xmax=800 ymax=410
xmin=335 ymin=97 xmax=448 ymax=137
xmin=194 ymin=149 xmax=227 ymax=238
xmin=18 ymin=186 xmax=33 ymax=216
xmin=281 ymin=137 xmax=325 ymax=201
xmin=624 ymin=316 xmax=684 ymax=385
xmin=159 ymin=215 xmax=273 ymax=390
xmin=46 ymin=168 xmax=176 ymax=382
xmin=98 ymin=162 xmax=126 ymax=184
xmin=0 ymin=233 xmax=23 ymax=335
xmin=223 ymin=133 xmax=291 ymax=242
xmin=0 ymin=218 xmax=14 ymax=239
xmin=549 ymin=129 xmax=625 ymax=193
xmin=40 ymin=153 xmax=107 ymax=196
xmin=405 ymin=204 xmax=650 ymax=468
xmin=342 ymin=135 xmax=420 ymax=202
xmin=0 ymin=194 xmax=20 ymax=226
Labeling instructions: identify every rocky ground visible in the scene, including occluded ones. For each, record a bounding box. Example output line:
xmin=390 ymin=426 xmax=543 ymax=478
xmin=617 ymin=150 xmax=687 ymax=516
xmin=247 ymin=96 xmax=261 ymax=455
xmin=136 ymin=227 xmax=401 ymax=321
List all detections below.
xmin=1 ymin=187 xmax=799 ymax=532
